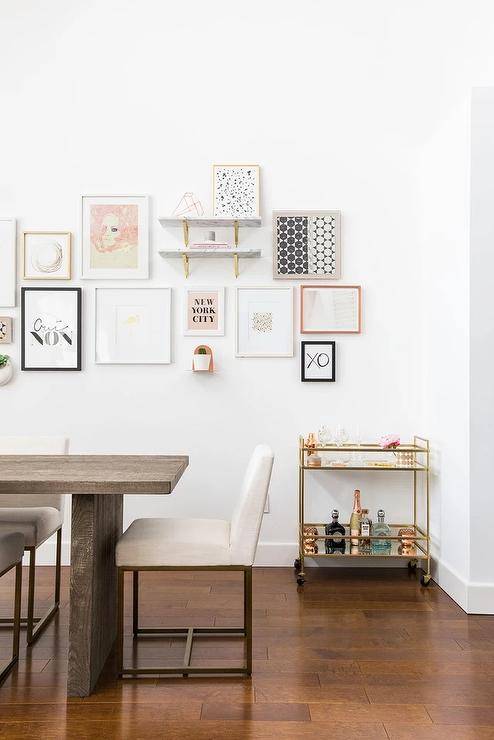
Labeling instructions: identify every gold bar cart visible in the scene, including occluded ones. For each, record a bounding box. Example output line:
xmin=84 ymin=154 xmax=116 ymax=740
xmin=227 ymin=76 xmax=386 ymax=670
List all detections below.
xmin=295 ymin=436 xmax=431 ymax=587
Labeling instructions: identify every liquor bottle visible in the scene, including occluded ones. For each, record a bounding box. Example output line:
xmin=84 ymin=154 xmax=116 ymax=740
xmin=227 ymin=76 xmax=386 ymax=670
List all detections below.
xmin=359 ymin=509 xmax=372 ymax=554
xmin=349 ymin=489 xmax=361 ymax=554
xmin=325 ymin=509 xmax=346 ymax=554
xmin=372 ymin=509 xmax=392 ymax=554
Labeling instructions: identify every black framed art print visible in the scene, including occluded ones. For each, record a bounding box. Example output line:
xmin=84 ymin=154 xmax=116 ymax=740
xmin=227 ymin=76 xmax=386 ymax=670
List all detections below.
xmin=301 ymin=341 xmax=335 ymax=382
xmin=21 ymin=287 xmax=82 ymax=371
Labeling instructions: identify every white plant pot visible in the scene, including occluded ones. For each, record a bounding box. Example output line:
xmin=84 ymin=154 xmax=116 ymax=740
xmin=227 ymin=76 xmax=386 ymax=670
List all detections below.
xmin=0 ymin=359 xmax=13 ymax=386
xmin=193 ymin=354 xmax=211 ymax=372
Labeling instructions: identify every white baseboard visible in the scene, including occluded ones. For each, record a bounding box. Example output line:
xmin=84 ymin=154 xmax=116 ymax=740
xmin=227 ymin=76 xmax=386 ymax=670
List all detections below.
xmin=33 ymin=539 xmax=494 ymax=614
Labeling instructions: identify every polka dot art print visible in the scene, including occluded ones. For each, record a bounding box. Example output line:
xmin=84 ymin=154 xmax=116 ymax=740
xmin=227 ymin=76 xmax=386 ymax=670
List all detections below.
xmin=213 ymin=165 xmax=260 ymax=218
xmin=273 ymin=211 xmax=341 ymax=279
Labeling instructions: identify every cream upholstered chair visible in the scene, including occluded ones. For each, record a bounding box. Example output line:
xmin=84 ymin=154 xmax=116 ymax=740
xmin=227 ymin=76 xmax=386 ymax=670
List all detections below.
xmin=116 ymin=444 xmax=274 ymax=678
xmin=0 ymin=532 xmax=24 ymax=684
xmin=0 ymin=436 xmax=68 ymax=644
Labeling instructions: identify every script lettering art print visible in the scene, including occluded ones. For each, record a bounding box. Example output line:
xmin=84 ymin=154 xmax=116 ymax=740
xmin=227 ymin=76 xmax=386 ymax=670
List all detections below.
xmin=21 ymin=288 xmax=82 ymax=370
xmin=301 ymin=341 xmax=335 ymax=382
xmin=183 ymin=287 xmax=225 ymax=336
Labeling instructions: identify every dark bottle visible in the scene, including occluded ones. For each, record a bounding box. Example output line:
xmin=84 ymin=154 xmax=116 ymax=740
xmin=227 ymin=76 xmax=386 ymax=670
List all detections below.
xmin=325 ymin=509 xmax=346 ymax=554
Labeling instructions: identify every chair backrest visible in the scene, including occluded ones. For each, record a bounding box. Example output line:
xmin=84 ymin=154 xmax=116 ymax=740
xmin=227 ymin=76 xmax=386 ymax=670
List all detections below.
xmin=0 ymin=436 xmax=68 ymax=511
xmin=229 ymin=445 xmax=274 ymax=566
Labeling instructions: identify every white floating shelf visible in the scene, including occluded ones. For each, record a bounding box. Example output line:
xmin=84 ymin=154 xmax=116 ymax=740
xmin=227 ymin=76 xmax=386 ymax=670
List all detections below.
xmin=158 ymin=216 xmax=262 ymax=228
xmin=159 ymin=248 xmax=261 ymax=258
xmin=158 ymin=248 xmax=261 ymax=278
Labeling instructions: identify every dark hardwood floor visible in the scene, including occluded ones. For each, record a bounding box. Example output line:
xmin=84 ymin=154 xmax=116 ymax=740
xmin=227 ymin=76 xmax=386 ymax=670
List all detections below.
xmin=0 ymin=566 xmax=493 ymax=738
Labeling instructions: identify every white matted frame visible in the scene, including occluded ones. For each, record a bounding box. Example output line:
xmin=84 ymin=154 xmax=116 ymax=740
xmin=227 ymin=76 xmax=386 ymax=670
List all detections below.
xmin=235 ymin=286 xmax=293 ymax=357
xmin=81 ymin=195 xmax=149 ymax=280
xmin=95 ymin=287 xmax=171 ymax=364
xmin=273 ymin=210 xmax=341 ymax=280
xmin=0 ymin=218 xmax=16 ymax=307
xmin=300 ymin=285 xmax=362 ymax=334
xmin=183 ymin=286 xmax=225 ymax=336
xmin=213 ymin=164 xmax=260 ymax=218
xmin=23 ymin=231 xmax=72 ymax=280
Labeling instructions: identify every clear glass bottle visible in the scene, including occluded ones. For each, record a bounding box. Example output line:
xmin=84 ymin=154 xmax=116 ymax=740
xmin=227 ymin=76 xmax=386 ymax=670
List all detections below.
xmin=372 ymin=509 xmax=392 ymax=554
xmin=325 ymin=509 xmax=346 ymax=554
xmin=359 ymin=508 xmax=372 ymax=554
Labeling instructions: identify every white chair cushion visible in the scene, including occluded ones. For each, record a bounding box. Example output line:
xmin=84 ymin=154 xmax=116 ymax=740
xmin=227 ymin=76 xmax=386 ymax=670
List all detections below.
xmin=0 ymin=532 xmax=24 ymax=573
xmin=116 ymin=517 xmax=231 ymax=567
xmin=0 ymin=507 xmax=63 ymax=548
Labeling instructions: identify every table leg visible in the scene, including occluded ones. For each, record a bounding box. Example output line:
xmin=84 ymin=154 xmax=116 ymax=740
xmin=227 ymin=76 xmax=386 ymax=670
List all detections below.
xmin=68 ymin=493 xmax=123 ymax=697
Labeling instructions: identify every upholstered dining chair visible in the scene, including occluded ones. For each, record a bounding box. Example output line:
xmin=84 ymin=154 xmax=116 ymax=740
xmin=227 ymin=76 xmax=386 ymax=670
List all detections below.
xmin=116 ymin=444 xmax=274 ymax=678
xmin=0 ymin=532 xmax=24 ymax=684
xmin=0 ymin=436 xmax=68 ymax=644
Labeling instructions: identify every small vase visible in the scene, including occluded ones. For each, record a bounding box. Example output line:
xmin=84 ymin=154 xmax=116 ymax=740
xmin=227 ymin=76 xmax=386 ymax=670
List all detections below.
xmin=193 ymin=354 xmax=211 ymax=372
xmin=0 ymin=359 xmax=13 ymax=386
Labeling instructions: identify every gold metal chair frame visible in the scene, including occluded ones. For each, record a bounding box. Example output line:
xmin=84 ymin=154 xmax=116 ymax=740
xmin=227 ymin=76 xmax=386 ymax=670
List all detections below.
xmin=117 ymin=565 xmax=253 ymax=677
xmin=0 ymin=527 xmax=62 ymax=645
xmin=0 ymin=558 xmax=22 ymax=684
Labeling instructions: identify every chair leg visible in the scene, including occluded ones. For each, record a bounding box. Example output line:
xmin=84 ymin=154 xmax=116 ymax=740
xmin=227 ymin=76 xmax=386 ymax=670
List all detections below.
xmin=244 ymin=567 xmax=253 ymax=676
xmin=27 ymin=528 xmax=63 ymax=646
xmin=26 ymin=548 xmax=36 ymax=644
xmin=12 ymin=563 xmax=22 ymax=662
xmin=0 ymin=562 xmax=22 ymax=685
xmin=117 ymin=568 xmax=124 ymax=676
xmin=133 ymin=571 xmax=139 ymax=638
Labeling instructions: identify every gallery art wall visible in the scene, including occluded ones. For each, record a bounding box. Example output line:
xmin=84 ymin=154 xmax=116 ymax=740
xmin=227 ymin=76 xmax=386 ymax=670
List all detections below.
xmin=1 ymin=0 xmax=494 ymax=610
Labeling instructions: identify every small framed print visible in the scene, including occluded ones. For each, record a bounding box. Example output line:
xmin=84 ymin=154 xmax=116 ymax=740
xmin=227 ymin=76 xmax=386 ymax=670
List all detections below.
xmin=81 ymin=195 xmax=149 ymax=279
xmin=184 ymin=287 xmax=224 ymax=336
xmin=95 ymin=288 xmax=171 ymax=364
xmin=301 ymin=341 xmax=336 ymax=382
xmin=273 ymin=211 xmax=341 ymax=279
xmin=213 ymin=164 xmax=260 ymax=218
xmin=0 ymin=317 xmax=12 ymax=344
xmin=301 ymin=285 xmax=362 ymax=334
xmin=21 ymin=287 xmax=82 ymax=371
xmin=0 ymin=218 xmax=16 ymax=307
xmin=235 ymin=286 xmax=293 ymax=357
xmin=23 ymin=231 xmax=71 ymax=280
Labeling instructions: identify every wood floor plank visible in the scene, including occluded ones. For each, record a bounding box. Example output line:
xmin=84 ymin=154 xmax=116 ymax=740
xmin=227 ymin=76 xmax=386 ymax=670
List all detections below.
xmin=200 ymin=702 xmax=311 ymax=721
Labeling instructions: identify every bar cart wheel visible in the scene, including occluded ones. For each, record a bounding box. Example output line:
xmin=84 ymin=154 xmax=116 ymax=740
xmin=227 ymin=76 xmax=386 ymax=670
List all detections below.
xmin=408 ymin=559 xmax=418 ymax=570
xmin=294 ymin=558 xmax=301 ymax=571
xmin=420 ymin=574 xmax=431 ymax=587
xmin=296 ymin=575 xmax=305 ymax=586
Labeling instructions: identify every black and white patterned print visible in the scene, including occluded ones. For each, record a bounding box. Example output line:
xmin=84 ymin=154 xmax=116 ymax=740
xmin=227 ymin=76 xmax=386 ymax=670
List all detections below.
xmin=276 ymin=216 xmax=308 ymax=275
xmin=307 ymin=215 xmax=337 ymax=275
xmin=214 ymin=166 xmax=258 ymax=217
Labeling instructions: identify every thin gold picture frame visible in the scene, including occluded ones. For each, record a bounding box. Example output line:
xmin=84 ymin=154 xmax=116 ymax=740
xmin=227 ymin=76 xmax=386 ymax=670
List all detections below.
xmin=212 ymin=164 xmax=260 ymax=218
xmin=22 ymin=231 xmax=72 ymax=280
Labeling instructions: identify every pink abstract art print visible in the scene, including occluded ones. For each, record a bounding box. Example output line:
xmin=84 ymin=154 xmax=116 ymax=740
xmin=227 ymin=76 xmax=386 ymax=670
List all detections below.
xmin=90 ymin=204 xmax=139 ymax=270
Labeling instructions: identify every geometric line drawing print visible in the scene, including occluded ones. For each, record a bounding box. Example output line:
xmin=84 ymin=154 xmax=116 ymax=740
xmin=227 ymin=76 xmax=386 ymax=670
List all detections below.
xmin=252 ymin=311 xmax=273 ymax=333
xmin=308 ymin=215 xmax=337 ymax=275
xmin=276 ymin=216 xmax=308 ymax=275
xmin=273 ymin=211 xmax=341 ymax=280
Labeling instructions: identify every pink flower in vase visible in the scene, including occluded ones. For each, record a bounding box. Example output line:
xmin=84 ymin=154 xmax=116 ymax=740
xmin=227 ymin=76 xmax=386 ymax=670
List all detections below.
xmin=379 ymin=434 xmax=401 ymax=449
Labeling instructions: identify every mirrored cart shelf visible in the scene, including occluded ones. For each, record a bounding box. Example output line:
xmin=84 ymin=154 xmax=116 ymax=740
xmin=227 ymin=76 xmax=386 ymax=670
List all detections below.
xmin=158 ymin=216 xmax=262 ymax=277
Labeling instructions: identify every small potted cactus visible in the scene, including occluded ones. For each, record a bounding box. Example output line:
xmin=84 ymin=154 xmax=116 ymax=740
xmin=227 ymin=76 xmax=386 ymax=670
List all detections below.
xmin=0 ymin=354 xmax=13 ymax=386
xmin=192 ymin=346 xmax=212 ymax=372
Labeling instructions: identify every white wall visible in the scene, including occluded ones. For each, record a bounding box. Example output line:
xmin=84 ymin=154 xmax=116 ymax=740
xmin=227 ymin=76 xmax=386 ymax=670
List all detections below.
xmin=1 ymin=1 xmax=494 ymax=598
xmin=469 ymin=88 xmax=494 ymax=612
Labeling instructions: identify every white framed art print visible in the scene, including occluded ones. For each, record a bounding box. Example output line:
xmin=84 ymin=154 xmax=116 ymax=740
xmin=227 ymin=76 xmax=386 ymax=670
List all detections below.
xmin=183 ymin=287 xmax=224 ymax=336
xmin=82 ymin=195 xmax=149 ymax=279
xmin=235 ymin=286 xmax=293 ymax=357
xmin=95 ymin=288 xmax=171 ymax=364
xmin=213 ymin=165 xmax=260 ymax=218
xmin=0 ymin=218 xmax=16 ymax=306
xmin=300 ymin=285 xmax=361 ymax=334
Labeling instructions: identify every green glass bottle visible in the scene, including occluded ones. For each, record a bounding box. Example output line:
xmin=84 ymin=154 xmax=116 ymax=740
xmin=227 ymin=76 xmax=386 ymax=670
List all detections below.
xmin=372 ymin=509 xmax=392 ymax=554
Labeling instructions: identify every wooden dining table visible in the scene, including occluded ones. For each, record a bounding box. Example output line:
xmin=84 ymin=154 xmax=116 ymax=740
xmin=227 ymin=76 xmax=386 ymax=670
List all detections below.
xmin=0 ymin=454 xmax=189 ymax=697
